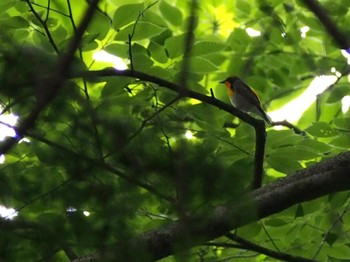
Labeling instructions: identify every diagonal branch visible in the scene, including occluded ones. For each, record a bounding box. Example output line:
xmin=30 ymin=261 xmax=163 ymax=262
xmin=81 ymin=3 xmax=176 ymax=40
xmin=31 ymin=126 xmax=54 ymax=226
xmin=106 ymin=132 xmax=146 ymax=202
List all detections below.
xmin=71 ymin=68 xmax=267 ymax=188
xmin=96 ymin=151 xmax=350 ymax=261
xmin=128 ymin=1 xmax=158 ymax=71
xmin=302 ymin=0 xmax=350 ymax=50
xmin=0 ymin=0 xmax=99 ymax=156
xmin=25 ymin=0 xmax=59 ymax=53
xmin=0 ymin=217 xmax=78 ymax=260
xmin=71 ymin=68 xmax=260 ymax=126
xmin=225 ymin=233 xmax=316 ymax=262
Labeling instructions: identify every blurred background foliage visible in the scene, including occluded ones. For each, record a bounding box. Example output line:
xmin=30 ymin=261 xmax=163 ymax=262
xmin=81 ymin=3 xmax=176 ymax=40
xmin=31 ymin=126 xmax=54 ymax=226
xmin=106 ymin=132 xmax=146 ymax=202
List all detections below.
xmin=1 ymin=0 xmax=350 ymax=261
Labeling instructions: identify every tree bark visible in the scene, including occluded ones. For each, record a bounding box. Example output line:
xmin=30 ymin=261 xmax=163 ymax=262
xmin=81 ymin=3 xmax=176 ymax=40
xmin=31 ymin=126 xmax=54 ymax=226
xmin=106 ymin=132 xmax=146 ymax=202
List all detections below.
xmin=97 ymin=151 xmax=350 ymax=261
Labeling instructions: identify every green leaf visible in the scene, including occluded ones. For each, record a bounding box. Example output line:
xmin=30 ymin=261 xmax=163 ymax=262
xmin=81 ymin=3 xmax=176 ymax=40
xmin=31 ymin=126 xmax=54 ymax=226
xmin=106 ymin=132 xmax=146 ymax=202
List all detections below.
xmin=237 ymin=222 xmax=262 ymax=238
xmin=329 ymin=192 xmax=350 ymax=210
xmin=191 ymin=57 xmax=219 ymax=73
xmin=132 ymin=53 xmax=154 ymax=71
xmin=1 ymin=16 xmax=29 ymax=28
xmin=0 ymin=0 xmax=16 ymax=14
xmin=266 ymin=130 xmax=303 ymax=148
xmin=159 ymin=0 xmax=183 ymax=26
xmin=175 ymin=57 xmax=219 ymax=73
xmin=113 ymin=3 xmax=144 ymax=29
xmin=148 ymin=41 xmax=168 ymax=63
xmin=267 ymin=155 xmax=302 ymax=174
xmin=264 ymin=218 xmax=289 ymax=227
xmin=333 ymin=117 xmax=350 ymax=131
xmin=191 ymin=41 xmax=225 ymax=56
xmin=142 ymin=66 xmax=172 ymax=79
xmin=165 ymin=34 xmax=186 ymax=58
xmin=273 ymin=146 xmax=319 ymax=160
xmin=295 ymin=204 xmax=304 ymax=218
xmin=326 ymin=84 xmax=349 ymax=103
xmin=324 ymin=244 xmax=350 ymax=259
xmin=227 ymin=28 xmax=250 ymax=51
xmin=330 ymin=134 xmax=350 ymax=149
xmin=235 ymin=0 xmax=251 ymax=16
xmin=305 ymin=122 xmax=338 ymax=137
xmin=87 ymin=11 xmax=111 ymax=40
xmin=295 ymin=139 xmax=332 ymax=154
xmin=115 ymin=21 xmax=166 ymax=41
xmin=104 ymin=43 xmax=129 ymax=58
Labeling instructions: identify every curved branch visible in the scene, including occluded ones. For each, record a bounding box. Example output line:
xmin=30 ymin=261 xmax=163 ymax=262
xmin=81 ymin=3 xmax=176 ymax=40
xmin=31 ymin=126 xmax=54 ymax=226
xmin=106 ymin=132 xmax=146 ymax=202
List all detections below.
xmin=71 ymin=68 xmax=259 ymax=126
xmin=71 ymin=68 xmax=267 ymax=188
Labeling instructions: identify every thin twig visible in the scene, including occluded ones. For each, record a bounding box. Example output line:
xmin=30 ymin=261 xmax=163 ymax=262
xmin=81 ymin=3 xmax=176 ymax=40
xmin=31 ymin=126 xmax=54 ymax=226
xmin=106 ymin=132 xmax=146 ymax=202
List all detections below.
xmin=128 ymin=1 xmax=158 ymax=71
xmin=66 ymin=0 xmax=77 ymax=31
xmin=44 ymin=0 xmax=51 ymax=23
xmin=0 ymin=0 xmax=99 ymax=156
xmin=261 ymin=222 xmax=280 ymax=252
xmin=313 ymin=197 xmax=350 ymax=259
xmin=214 ymin=135 xmax=253 ymax=157
xmin=25 ymin=0 xmax=59 ymax=53
xmin=26 ymin=131 xmax=175 ymax=202
xmin=71 ymin=68 xmax=272 ymax=189
xmin=104 ymin=94 xmax=181 ymax=159
xmin=225 ymin=233 xmax=317 ymax=262
xmin=272 ymin=120 xmax=305 ymax=135
xmin=13 ymin=180 xmax=71 ymax=216
xmin=30 ymin=2 xmax=70 ymax=17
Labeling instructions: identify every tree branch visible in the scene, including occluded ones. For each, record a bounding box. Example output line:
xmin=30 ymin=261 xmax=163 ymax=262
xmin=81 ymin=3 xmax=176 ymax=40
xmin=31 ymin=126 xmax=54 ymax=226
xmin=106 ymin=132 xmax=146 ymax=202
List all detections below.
xmin=302 ymin=0 xmax=350 ymax=50
xmin=225 ymin=233 xmax=316 ymax=262
xmin=0 ymin=0 xmax=99 ymax=156
xmin=94 ymin=151 xmax=350 ymax=260
xmin=253 ymin=121 xmax=266 ymax=189
xmin=25 ymin=0 xmax=59 ymax=53
xmin=72 ymin=69 xmax=258 ymax=125
xmin=0 ymin=217 xmax=78 ymax=260
xmin=71 ymin=68 xmax=267 ymax=188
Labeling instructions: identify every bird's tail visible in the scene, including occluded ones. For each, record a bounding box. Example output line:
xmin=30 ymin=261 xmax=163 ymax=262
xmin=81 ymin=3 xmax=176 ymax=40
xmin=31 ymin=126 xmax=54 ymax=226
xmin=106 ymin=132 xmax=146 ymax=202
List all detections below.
xmin=256 ymin=107 xmax=272 ymax=125
xmin=262 ymin=111 xmax=272 ymax=125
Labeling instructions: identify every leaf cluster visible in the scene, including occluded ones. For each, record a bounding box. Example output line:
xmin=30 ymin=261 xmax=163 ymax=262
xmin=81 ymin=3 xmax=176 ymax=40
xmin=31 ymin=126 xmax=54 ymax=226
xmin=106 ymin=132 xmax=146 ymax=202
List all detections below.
xmin=0 ymin=0 xmax=350 ymax=261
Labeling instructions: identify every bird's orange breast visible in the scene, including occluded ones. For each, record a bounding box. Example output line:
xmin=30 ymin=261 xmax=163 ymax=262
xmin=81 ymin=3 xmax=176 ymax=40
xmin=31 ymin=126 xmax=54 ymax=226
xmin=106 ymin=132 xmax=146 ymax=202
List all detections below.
xmin=224 ymin=81 xmax=235 ymax=97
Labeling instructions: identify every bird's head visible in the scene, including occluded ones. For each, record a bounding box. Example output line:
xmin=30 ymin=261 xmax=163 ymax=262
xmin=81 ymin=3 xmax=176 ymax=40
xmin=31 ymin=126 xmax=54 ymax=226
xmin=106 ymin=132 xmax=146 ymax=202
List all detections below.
xmin=220 ymin=76 xmax=241 ymax=90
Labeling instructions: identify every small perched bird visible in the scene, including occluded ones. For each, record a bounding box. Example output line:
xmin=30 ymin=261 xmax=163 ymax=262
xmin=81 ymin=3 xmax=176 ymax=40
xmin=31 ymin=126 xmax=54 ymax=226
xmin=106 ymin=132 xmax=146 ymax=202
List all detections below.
xmin=220 ymin=76 xmax=272 ymax=125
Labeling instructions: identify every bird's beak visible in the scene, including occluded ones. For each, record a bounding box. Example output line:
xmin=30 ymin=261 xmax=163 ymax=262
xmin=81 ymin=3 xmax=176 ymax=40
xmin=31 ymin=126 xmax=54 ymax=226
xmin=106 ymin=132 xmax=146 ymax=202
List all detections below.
xmin=219 ymin=80 xmax=226 ymax=84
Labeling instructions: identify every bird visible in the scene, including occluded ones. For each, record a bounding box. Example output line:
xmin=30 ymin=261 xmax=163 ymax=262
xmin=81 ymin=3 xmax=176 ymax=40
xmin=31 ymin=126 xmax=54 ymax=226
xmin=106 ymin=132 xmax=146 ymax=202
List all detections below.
xmin=220 ymin=76 xmax=272 ymax=125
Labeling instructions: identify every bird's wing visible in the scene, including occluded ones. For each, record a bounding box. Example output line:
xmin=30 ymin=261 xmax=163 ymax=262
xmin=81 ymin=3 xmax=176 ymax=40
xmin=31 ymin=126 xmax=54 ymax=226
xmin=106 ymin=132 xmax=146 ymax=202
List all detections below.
xmin=236 ymin=79 xmax=272 ymax=124
xmin=236 ymin=79 xmax=262 ymax=107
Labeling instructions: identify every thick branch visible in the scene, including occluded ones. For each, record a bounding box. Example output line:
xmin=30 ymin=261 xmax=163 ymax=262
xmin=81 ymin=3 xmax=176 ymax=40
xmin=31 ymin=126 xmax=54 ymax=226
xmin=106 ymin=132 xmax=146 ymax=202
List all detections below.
xmin=97 ymin=151 xmax=350 ymax=261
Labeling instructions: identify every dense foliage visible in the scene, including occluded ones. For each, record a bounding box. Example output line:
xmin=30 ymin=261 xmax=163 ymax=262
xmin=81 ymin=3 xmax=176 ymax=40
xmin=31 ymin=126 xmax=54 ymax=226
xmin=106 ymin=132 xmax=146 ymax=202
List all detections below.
xmin=1 ymin=0 xmax=350 ymax=261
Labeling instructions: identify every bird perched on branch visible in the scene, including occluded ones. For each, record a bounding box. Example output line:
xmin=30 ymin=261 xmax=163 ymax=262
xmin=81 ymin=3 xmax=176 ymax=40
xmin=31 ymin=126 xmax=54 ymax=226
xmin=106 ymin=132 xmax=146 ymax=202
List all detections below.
xmin=220 ymin=76 xmax=272 ymax=125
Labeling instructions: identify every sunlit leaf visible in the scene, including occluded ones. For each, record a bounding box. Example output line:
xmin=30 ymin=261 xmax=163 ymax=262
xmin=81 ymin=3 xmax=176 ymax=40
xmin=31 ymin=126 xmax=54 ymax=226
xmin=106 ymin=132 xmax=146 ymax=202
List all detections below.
xmin=306 ymin=122 xmax=338 ymax=137
xmin=115 ymin=21 xmax=166 ymax=41
xmin=159 ymin=0 xmax=183 ymax=26
xmin=113 ymin=3 xmax=144 ymax=29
